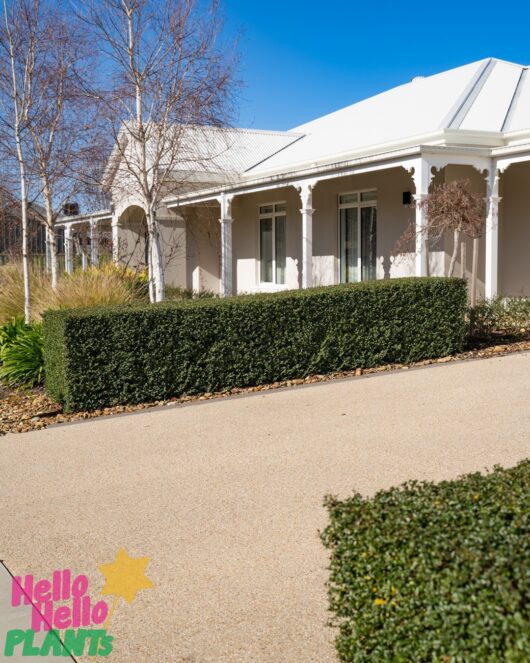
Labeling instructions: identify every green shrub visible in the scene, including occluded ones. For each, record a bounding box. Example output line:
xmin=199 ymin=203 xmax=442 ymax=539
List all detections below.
xmin=165 ymin=285 xmax=216 ymax=300
xmin=321 ymin=461 xmax=530 ymax=662
xmin=0 ymin=322 xmax=44 ymax=388
xmin=43 ymin=277 xmax=467 ymax=411
xmin=468 ymin=296 xmax=530 ymax=339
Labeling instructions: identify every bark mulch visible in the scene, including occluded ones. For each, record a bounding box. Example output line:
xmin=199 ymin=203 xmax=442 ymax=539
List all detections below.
xmin=2 ymin=337 xmax=529 ymax=436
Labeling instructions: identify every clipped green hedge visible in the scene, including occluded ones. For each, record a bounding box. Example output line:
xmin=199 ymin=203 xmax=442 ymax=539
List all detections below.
xmin=43 ymin=277 xmax=466 ymax=411
xmin=321 ymin=461 xmax=530 ymax=662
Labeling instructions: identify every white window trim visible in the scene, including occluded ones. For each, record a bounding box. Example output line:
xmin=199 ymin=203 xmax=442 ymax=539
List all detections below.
xmin=337 ymin=189 xmax=377 ymax=284
xmin=258 ymin=201 xmax=287 ymax=285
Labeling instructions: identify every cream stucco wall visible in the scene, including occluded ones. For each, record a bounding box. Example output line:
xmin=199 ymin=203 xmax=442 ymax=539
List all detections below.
xmin=499 ymin=161 xmax=530 ymax=296
xmin=183 ymin=203 xmax=220 ymax=293
xmin=117 ymin=205 xmax=187 ymax=288
xmin=441 ymin=165 xmax=487 ymax=298
xmin=314 ymin=167 xmax=417 ymax=286
xmin=232 ymin=186 xmax=302 ymax=293
xmin=226 ymin=167 xmax=418 ymax=293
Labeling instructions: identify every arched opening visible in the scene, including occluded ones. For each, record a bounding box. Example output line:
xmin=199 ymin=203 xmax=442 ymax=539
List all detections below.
xmin=117 ymin=205 xmax=149 ymax=275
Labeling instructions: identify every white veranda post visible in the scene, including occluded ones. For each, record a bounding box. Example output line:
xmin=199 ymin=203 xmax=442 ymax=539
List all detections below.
xmin=81 ymin=226 xmax=88 ymax=271
xmin=298 ymin=181 xmax=316 ymax=289
xmin=411 ymin=158 xmax=433 ymax=277
xmin=112 ymin=212 xmax=119 ymax=265
xmin=485 ymin=166 xmax=501 ymax=299
xmin=219 ymin=193 xmax=234 ymax=297
xmin=90 ymin=218 xmax=99 ymax=267
xmin=64 ymin=224 xmax=74 ymax=275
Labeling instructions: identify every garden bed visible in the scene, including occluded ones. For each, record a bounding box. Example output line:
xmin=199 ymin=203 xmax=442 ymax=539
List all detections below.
xmin=2 ymin=335 xmax=529 ymax=436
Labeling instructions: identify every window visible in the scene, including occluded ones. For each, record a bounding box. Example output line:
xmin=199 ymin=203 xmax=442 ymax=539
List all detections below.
xmin=339 ymin=190 xmax=377 ymax=283
xmin=259 ymin=202 xmax=286 ymax=284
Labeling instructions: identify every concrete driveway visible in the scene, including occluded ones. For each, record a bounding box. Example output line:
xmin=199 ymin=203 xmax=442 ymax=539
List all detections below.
xmin=1 ymin=353 xmax=529 ymax=662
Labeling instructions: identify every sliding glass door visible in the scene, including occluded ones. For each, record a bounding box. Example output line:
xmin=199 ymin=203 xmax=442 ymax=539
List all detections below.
xmin=339 ymin=191 xmax=377 ymax=283
xmin=339 ymin=206 xmax=359 ymax=283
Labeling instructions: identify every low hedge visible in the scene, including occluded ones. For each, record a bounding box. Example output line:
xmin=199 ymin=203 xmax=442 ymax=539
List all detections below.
xmin=321 ymin=461 xmax=530 ymax=662
xmin=43 ymin=277 xmax=466 ymax=411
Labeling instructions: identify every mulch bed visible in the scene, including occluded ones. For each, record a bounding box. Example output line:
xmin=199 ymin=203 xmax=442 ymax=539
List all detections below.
xmin=2 ymin=337 xmax=529 ymax=436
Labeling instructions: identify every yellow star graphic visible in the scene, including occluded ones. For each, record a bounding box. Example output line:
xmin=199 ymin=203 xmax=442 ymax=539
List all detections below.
xmin=99 ymin=548 xmax=154 ymax=605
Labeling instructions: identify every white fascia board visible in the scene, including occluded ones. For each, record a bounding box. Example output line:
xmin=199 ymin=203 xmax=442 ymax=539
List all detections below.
xmin=501 ymin=128 xmax=530 ymax=146
xmin=492 ymin=140 xmax=530 ymax=156
xmin=242 ymin=129 xmax=504 ymax=182
xmin=165 ymin=145 xmax=425 ymax=208
xmin=441 ymin=129 xmax=505 ymax=147
xmin=169 ymin=169 xmax=240 ymax=184
xmin=165 ymin=135 xmax=506 ymax=210
xmin=56 ymin=210 xmax=113 ymax=226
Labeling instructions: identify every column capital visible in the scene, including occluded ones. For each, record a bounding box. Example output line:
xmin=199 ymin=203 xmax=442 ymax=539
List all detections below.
xmin=409 ymin=157 xmax=435 ymax=197
xmin=217 ymin=192 xmax=235 ymax=220
xmin=296 ymin=179 xmax=318 ymax=211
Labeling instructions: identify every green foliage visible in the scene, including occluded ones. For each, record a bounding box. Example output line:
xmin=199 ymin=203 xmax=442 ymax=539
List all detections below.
xmin=0 ymin=321 xmax=44 ymax=388
xmin=165 ymin=285 xmax=217 ymax=300
xmin=43 ymin=277 xmax=466 ymax=411
xmin=468 ymin=296 xmax=530 ymax=339
xmin=0 ymin=318 xmax=28 ymax=351
xmin=321 ymin=461 xmax=530 ymax=662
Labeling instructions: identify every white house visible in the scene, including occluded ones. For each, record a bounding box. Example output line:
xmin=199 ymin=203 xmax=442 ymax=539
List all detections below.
xmin=59 ymin=58 xmax=530 ymax=298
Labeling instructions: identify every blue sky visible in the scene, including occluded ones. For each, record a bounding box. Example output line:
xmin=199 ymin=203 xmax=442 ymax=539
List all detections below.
xmin=224 ymin=0 xmax=530 ymax=131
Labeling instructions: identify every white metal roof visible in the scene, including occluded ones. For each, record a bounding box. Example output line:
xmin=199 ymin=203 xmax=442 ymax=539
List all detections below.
xmin=166 ymin=126 xmax=303 ymax=176
xmin=242 ymin=58 xmax=530 ymax=177
xmin=105 ymin=57 xmax=530 ymax=206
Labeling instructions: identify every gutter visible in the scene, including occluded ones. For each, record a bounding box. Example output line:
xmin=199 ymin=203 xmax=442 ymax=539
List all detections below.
xmin=164 ymin=136 xmax=498 ymax=208
xmin=55 ymin=210 xmax=113 ymax=227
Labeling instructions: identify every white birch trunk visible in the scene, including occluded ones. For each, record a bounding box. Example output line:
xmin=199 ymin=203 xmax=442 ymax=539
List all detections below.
xmin=470 ymin=237 xmax=479 ymax=306
xmin=5 ymin=0 xmax=31 ymax=323
xmin=19 ymin=163 xmax=31 ymax=323
xmin=460 ymin=239 xmax=467 ymax=279
xmin=43 ymin=186 xmax=58 ymax=290
xmin=447 ymin=228 xmax=461 ymax=278
xmin=147 ymin=208 xmax=165 ymax=302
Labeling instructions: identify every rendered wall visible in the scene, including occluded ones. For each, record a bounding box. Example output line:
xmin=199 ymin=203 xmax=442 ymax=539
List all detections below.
xmin=441 ymin=165 xmax=486 ymax=298
xmin=183 ymin=203 xmax=220 ymax=293
xmin=117 ymin=205 xmax=187 ymax=288
xmin=499 ymin=161 xmax=530 ymax=296
xmin=229 ymin=168 xmax=417 ymax=294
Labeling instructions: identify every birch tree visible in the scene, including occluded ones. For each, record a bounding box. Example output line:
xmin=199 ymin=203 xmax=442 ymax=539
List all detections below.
xmin=0 ymin=0 xmax=39 ymax=323
xmin=81 ymin=0 xmax=236 ymax=302
xmin=27 ymin=7 xmax=99 ymax=290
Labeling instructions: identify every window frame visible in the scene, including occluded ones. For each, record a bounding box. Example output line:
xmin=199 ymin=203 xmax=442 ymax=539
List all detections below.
xmin=258 ymin=201 xmax=287 ymax=285
xmin=337 ymin=188 xmax=377 ymax=283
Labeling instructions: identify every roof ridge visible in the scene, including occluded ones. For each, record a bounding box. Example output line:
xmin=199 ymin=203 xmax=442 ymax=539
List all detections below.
xmin=501 ymin=67 xmax=527 ymax=132
xmin=443 ymin=58 xmax=495 ymax=130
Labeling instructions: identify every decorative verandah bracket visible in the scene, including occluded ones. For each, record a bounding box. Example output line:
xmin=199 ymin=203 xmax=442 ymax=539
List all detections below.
xmin=484 ymin=166 xmax=502 ymax=300
xmin=296 ymin=180 xmax=318 ymax=289
xmin=218 ymin=192 xmax=235 ymax=297
xmin=64 ymin=224 xmax=74 ymax=275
